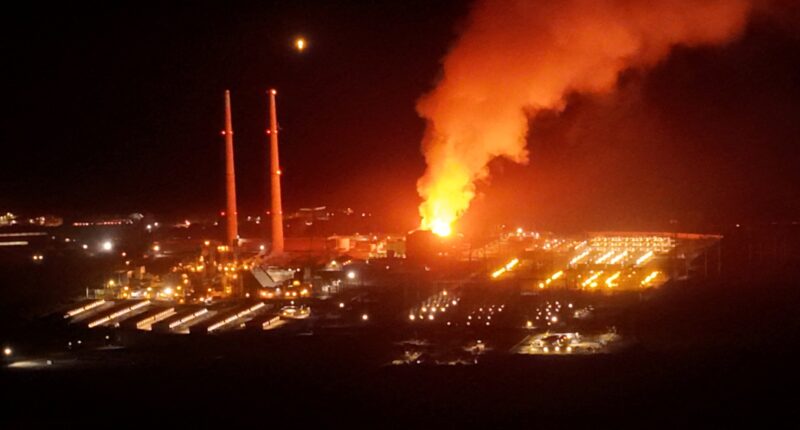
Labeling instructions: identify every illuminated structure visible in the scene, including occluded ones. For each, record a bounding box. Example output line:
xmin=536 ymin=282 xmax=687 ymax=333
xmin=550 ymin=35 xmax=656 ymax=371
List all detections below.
xmin=268 ymin=89 xmax=284 ymax=255
xmin=223 ymin=90 xmax=239 ymax=248
xmin=405 ymin=230 xmax=438 ymax=262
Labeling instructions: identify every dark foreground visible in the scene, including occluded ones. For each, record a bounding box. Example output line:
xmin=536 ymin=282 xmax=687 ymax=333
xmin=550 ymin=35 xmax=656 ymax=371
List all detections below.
xmin=3 ymin=279 xmax=800 ymax=426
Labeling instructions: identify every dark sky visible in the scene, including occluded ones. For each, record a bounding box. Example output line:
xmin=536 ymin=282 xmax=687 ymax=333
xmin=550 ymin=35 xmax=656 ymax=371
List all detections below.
xmin=0 ymin=1 xmax=468 ymax=229
xmin=476 ymin=5 xmax=800 ymax=233
xmin=2 ymin=1 xmax=800 ymax=232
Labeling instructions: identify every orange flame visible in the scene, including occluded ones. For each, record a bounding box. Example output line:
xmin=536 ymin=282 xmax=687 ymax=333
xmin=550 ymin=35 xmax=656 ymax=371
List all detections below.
xmin=416 ymin=0 xmax=752 ymax=235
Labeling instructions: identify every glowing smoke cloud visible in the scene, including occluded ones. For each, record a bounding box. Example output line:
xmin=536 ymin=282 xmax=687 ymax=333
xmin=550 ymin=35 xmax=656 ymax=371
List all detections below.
xmin=416 ymin=0 xmax=753 ymax=236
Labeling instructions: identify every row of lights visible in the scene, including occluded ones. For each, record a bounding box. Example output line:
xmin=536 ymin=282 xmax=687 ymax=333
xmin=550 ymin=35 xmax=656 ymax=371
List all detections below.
xmin=526 ymin=300 xmax=572 ymax=328
xmin=409 ymin=290 xmax=457 ymax=322
xmin=464 ymin=304 xmax=504 ymax=327
xmin=491 ymin=258 xmax=519 ymax=279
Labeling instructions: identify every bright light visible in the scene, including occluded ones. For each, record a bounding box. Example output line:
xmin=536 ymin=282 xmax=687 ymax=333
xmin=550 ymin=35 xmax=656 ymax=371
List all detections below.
xmin=636 ymin=251 xmax=654 ymax=266
xmin=346 ymin=271 xmax=356 ymax=280
xmin=101 ymin=241 xmax=113 ymax=251
xmin=64 ymin=299 xmax=106 ymax=318
xmin=582 ymin=271 xmax=603 ymax=288
xmin=641 ymin=271 xmax=660 ymax=286
xmin=430 ymin=219 xmax=452 ymax=237
xmin=569 ymin=249 xmax=590 ymax=266
xmin=542 ymin=270 xmax=564 ymax=288
xmin=605 ymin=271 xmax=622 ymax=288
xmin=595 ymin=251 xmax=615 ymax=264
xmin=609 ymin=251 xmax=628 ymax=265
xmin=409 ymin=314 xmax=416 ymax=321
xmin=3 ymin=347 xmax=11 ymax=356
xmin=491 ymin=258 xmax=519 ymax=279
xmin=295 ymin=37 xmax=306 ymax=52
xmin=163 ymin=287 xmax=173 ymax=295
xmin=338 ymin=302 xmax=345 ymax=308
xmin=361 ymin=313 xmax=369 ymax=321
xmin=152 ymin=244 xmax=160 ymax=252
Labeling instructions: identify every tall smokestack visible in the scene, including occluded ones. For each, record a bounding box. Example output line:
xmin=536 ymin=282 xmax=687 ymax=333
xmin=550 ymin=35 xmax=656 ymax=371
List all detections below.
xmin=268 ymin=89 xmax=284 ymax=255
xmin=223 ymin=90 xmax=239 ymax=248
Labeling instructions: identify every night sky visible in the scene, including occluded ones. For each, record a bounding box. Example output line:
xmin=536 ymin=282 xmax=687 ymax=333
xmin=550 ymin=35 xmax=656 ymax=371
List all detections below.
xmin=2 ymin=1 xmax=800 ymax=232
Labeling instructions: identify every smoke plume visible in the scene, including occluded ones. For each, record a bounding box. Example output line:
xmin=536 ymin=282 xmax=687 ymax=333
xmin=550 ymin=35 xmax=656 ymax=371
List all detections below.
xmin=416 ymin=0 xmax=753 ymax=235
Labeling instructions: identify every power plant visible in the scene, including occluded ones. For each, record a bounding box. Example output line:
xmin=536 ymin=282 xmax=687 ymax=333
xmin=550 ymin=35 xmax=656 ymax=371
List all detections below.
xmin=1 ymin=81 xmax=767 ymax=427
xmin=3 ymin=3 xmax=796 ymax=423
xmin=26 ymin=89 xmax=724 ymax=322
xmin=0 ymin=89 xmax=734 ymax=380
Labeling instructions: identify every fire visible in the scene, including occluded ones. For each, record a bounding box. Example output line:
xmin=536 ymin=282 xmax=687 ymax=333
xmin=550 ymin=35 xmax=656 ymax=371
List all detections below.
xmin=429 ymin=219 xmax=452 ymax=237
xmin=415 ymin=0 xmax=752 ymax=232
xmin=418 ymin=159 xmax=473 ymax=236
